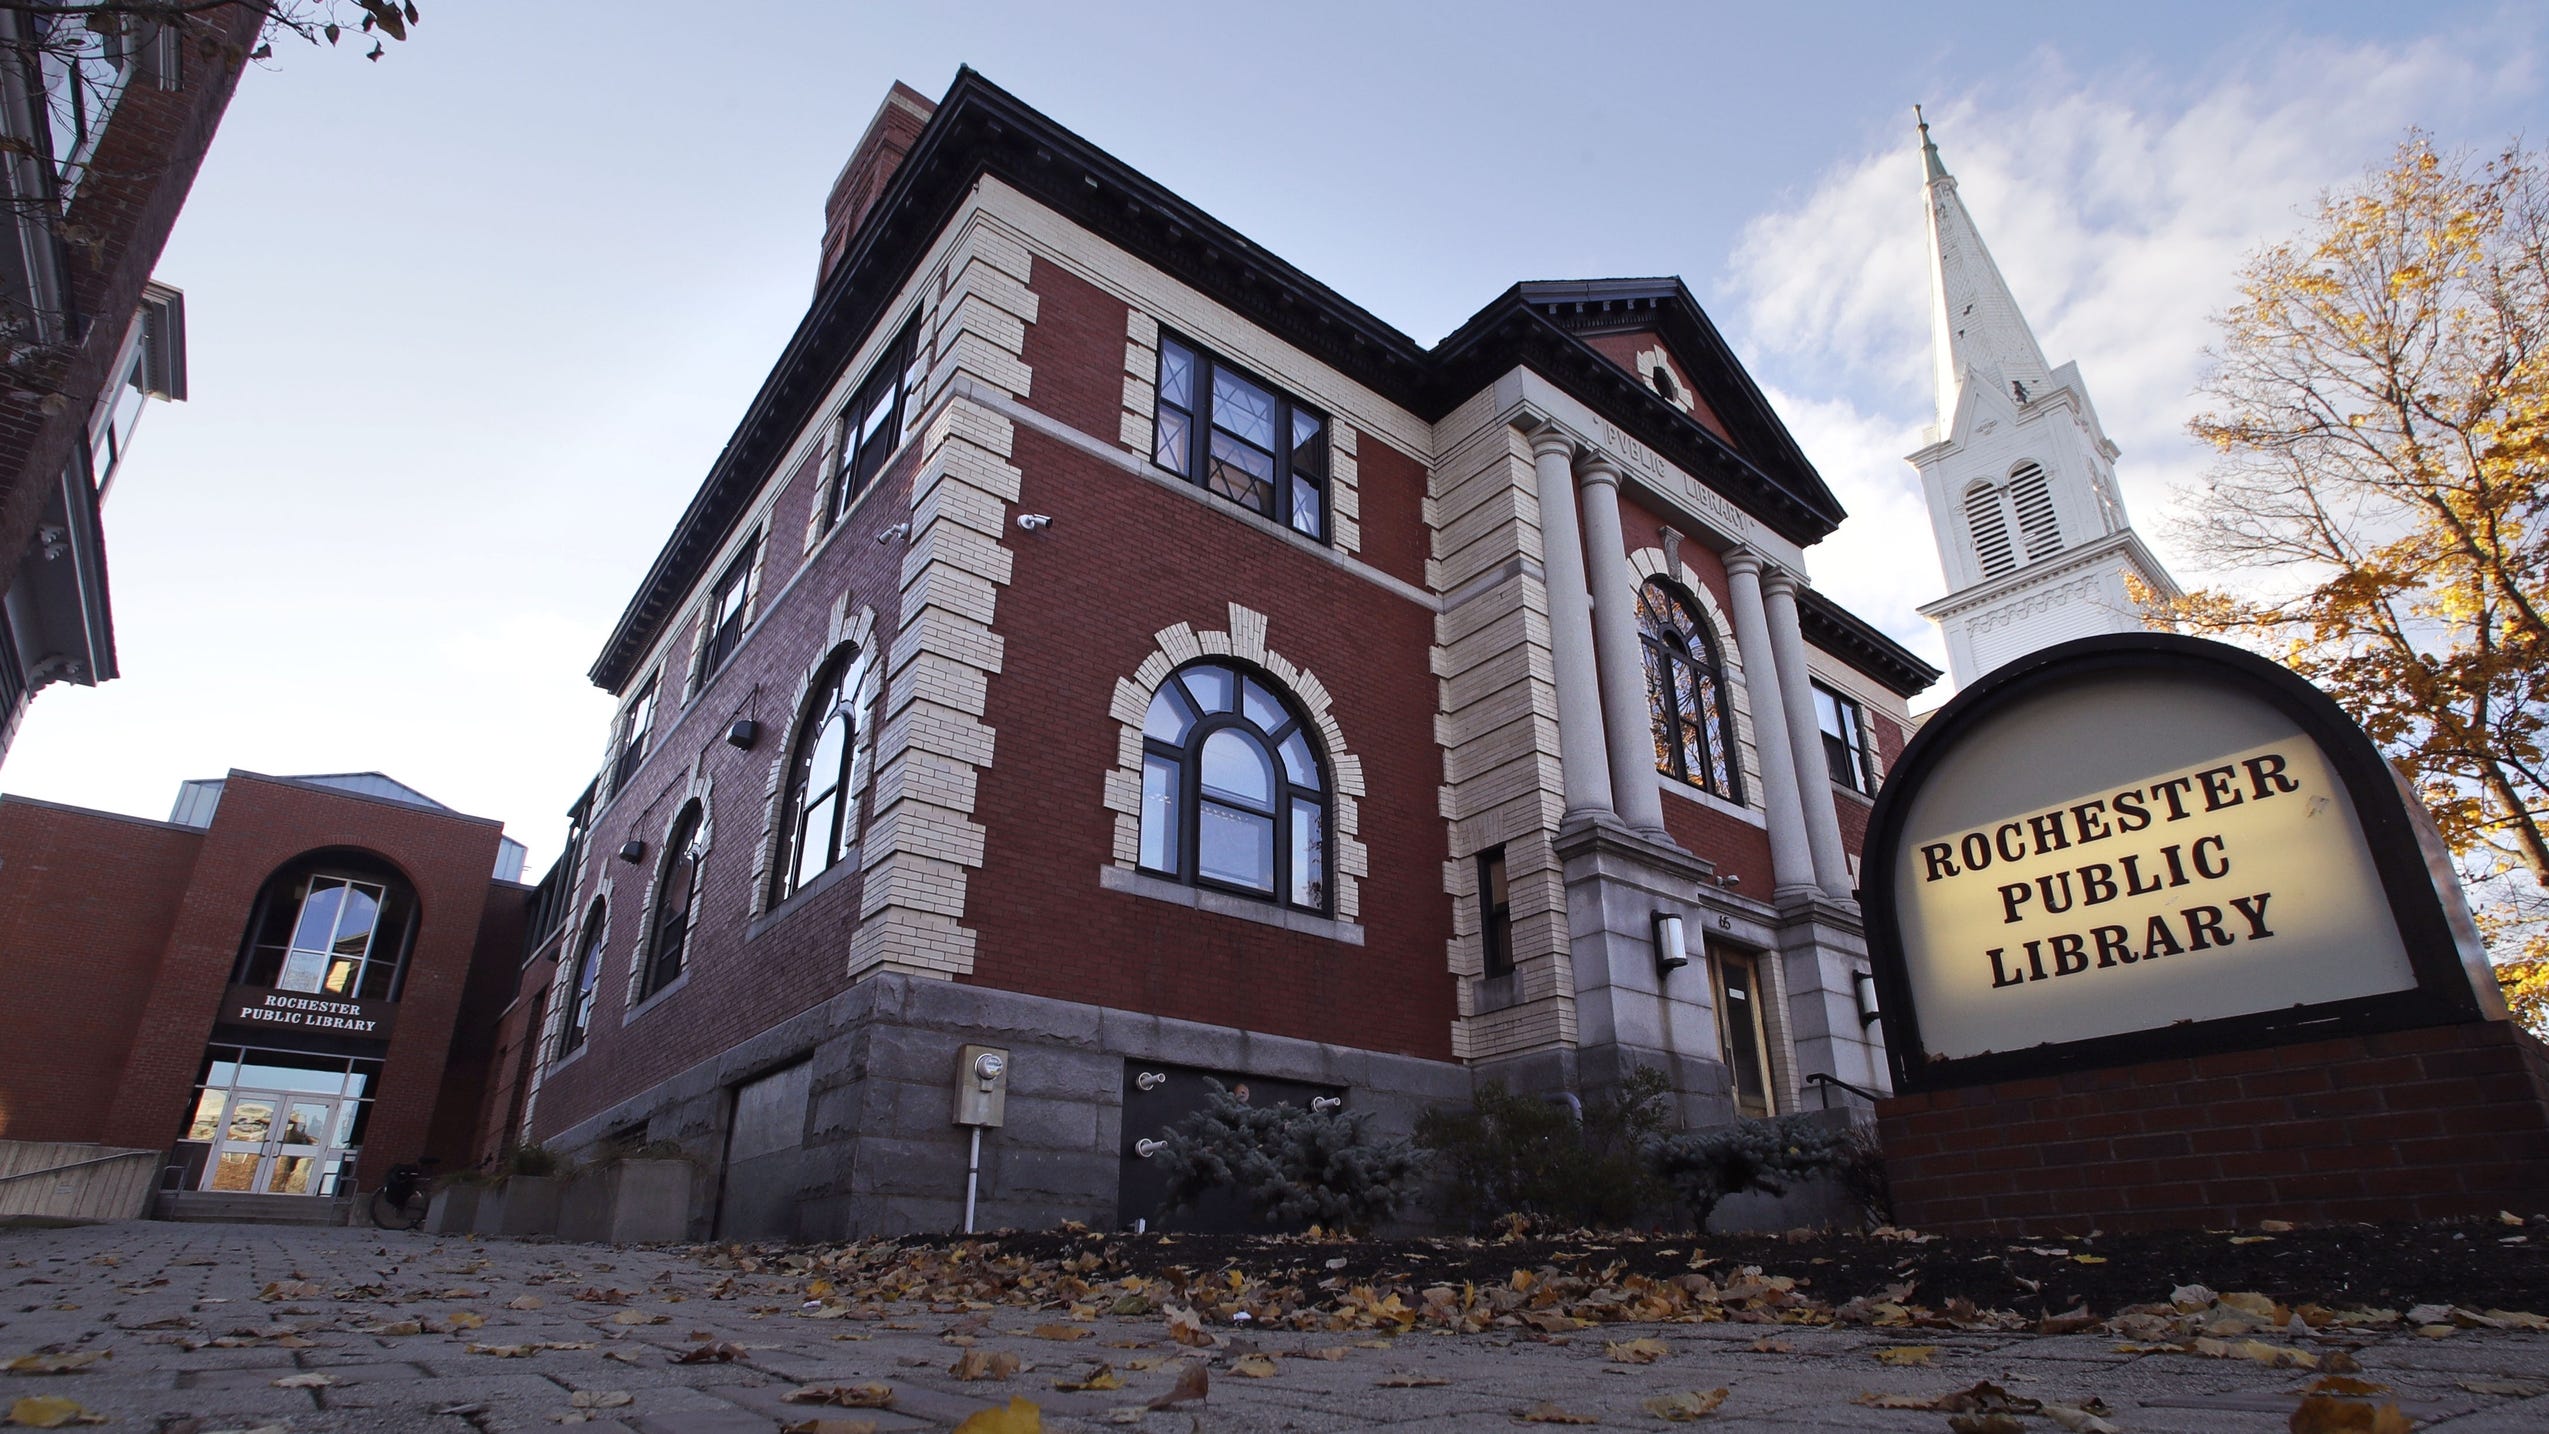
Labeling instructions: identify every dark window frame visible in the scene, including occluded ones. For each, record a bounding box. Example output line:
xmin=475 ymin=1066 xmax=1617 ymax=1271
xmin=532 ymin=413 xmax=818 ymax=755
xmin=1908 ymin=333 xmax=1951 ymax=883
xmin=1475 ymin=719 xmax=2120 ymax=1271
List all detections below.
xmin=1636 ymin=579 xmax=1743 ymax=802
xmin=611 ymin=672 xmax=658 ymax=799
xmin=1149 ymin=332 xmax=1330 ymax=542
xmin=694 ymin=537 xmax=758 ymax=687
xmin=1813 ymin=681 xmax=1873 ymax=794
xmin=558 ymin=902 xmax=606 ymax=1057
xmin=1714 ymin=945 xmax=1775 ymax=1118
xmin=1479 ymin=847 xmax=1514 ymax=979
xmin=231 ymin=852 xmax=420 ymax=1005
xmin=825 ymin=319 xmax=918 ymax=532
xmin=770 ymin=647 xmax=865 ymax=905
xmin=1136 ymin=659 xmax=1332 ymax=916
xmin=641 ymin=803 xmax=703 ymax=1001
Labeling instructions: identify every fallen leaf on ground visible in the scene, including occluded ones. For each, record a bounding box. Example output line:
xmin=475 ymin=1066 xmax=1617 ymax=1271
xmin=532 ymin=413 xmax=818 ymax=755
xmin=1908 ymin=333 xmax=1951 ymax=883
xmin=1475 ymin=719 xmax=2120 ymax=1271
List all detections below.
xmin=443 ymin=1311 xmax=487 ymax=1331
xmin=509 ymin=1296 xmax=544 ymax=1310
xmin=1517 ymin=1402 xmax=1597 ymax=1424
xmin=1855 ymin=1382 xmax=2037 ymax=1414
xmin=2289 ymin=1394 xmax=2416 ymax=1434
xmin=1643 ymin=1388 xmax=1730 ymax=1421
xmin=1604 ymin=1337 xmax=1670 ymax=1364
xmin=1744 ymin=1337 xmax=1793 ymax=1353
xmin=951 ymin=1350 xmax=1021 ymax=1381
xmin=361 ymin=1320 xmax=423 ymax=1337
xmin=1874 ymin=1346 xmax=1939 ymax=1366
xmin=2259 ymin=1220 xmax=2296 ymax=1233
xmin=784 ymin=1384 xmax=895 ymax=1407
xmin=1053 ymin=1363 xmax=1124 ymax=1392
xmin=1229 ymin=1355 xmax=1278 ymax=1378
xmin=568 ymin=1391 xmax=633 ymax=1409
xmin=271 ymin=1372 xmax=336 ymax=1387
xmin=256 ymin=1281 xmax=322 ymax=1302
xmin=2193 ymin=1337 xmax=2317 ymax=1369
xmin=1946 ymin=1416 xmax=2026 ymax=1434
xmin=781 ymin=1421 xmax=879 ymax=1434
xmin=950 ymin=1397 xmax=1041 ymax=1434
xmin=2458 ymin=1378 xmax=2547 ymax=1396
xmin=608 ymin=1310 xmax=666 ymax=1326
xmin=1376 ymin=1373 xmax=1450 ymax=1387
xmin=1 ymin=1354 xmax=105 ymax=1375
xmin=1164 ymin=1307 xmax=1214 ymax=1349
xmin=1030 ymin=1325 xmax=1089 ymax=1342
xmin=5 ymin=1396 xmax=105 ymax=1428
xmin=467 ymin=1344 xmax=536 ymax=1359
xmin=1148 ymin=1362 xmax=1209 ymax=1408
xmin=1305 ymin=1347 xmax=1349 ymax=1360
xmin=2038 ymin=1308 xmax=2098 ymax=1334
xmin=671 ymin=1341 xmax=746 ymax=1364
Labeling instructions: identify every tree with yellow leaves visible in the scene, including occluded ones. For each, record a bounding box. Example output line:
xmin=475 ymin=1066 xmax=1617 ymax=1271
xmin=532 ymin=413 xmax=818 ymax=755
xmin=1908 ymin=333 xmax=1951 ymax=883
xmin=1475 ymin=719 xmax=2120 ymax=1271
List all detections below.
xmin=2153 ymin=134 xmax=2549 ymax=1031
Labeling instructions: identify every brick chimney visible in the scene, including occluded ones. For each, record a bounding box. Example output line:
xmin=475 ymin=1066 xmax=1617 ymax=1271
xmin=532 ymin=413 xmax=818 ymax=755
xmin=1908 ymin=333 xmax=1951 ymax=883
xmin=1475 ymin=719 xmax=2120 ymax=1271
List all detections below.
xmin=819 ymin=82 xmax=938 ymax=289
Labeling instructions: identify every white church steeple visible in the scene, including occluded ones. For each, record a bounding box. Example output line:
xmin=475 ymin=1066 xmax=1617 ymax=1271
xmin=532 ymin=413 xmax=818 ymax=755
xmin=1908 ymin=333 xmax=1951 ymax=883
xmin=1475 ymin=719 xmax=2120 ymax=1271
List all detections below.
xmin=1905 ymin=110 xmax=2180 ymax=687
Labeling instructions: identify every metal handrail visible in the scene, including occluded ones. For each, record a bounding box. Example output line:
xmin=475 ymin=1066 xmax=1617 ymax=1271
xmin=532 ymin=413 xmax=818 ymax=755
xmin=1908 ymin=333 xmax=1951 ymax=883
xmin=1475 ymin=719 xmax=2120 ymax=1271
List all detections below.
xmin=0 ymin=1150 xmax=155 ymax=1186
xmin=1804 ymin=1071 xmax=1887 ymax=1109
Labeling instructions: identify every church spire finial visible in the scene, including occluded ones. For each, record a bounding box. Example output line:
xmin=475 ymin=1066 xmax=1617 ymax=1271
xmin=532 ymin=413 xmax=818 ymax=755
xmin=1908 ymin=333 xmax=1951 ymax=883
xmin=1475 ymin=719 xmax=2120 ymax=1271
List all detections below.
xmin=1915 ymin=104 xmax=1949 ymax=183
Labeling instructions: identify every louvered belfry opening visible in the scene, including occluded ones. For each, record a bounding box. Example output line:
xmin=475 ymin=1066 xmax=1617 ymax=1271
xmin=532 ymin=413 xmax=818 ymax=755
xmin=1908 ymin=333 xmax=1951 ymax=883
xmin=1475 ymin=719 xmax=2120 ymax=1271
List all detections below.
xmin=2009 ymin=463 xmax=2063 ymax=560
xmin=1966 ymin=482 xmax=2017 ymax=577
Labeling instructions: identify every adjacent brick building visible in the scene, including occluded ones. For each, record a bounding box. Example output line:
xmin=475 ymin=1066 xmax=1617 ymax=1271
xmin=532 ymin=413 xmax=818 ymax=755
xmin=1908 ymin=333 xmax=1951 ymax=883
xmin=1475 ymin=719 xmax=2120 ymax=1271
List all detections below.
xmin=0 ymin=771 xmax=531 ymax=1199
xmin=500 ymin=71 xmax=1938 ymax=1240
xmin=0 ymin=6 xmax=259 ymax=761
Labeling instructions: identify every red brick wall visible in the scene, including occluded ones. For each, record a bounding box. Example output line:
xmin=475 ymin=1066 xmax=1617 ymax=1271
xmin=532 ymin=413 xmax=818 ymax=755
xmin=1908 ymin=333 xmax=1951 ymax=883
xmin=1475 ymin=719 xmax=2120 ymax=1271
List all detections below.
xmin=970 ymin=418 xmax=1456 ymax=1059
xmin=528 ymin=455 xmax=915 ymax=1140
xmin=1879 ymin=1020 xmax=2549 ymax=1233
xmin=0 ymin=800 xmax=202 ymax=1144
xmin=424 ymin=884 xmax=534 ymax=1170
xmin=97 ymin=775 xmax=504 ymax=1188
xmin=474 ymin=945 xmax=557 ymax=1169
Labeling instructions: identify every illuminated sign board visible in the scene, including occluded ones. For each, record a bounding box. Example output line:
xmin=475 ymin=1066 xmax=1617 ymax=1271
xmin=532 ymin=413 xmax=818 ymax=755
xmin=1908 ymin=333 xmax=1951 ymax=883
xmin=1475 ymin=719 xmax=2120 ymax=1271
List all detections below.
xmin=1862 ymin=635 xmax=2497 ymax=1090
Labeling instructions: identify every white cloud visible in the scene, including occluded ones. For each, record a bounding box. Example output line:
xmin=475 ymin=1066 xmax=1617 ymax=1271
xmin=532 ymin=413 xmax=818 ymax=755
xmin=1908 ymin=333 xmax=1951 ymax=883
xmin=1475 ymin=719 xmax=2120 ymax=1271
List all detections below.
xmin=1726 ymin=26 xmax=2542 ymax=678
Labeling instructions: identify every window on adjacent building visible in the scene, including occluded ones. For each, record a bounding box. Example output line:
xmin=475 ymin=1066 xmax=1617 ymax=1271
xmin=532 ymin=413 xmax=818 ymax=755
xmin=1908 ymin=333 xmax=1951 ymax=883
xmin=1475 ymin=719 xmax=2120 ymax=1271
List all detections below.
xmin=558 ymin=903 xmax=606 ymax=1058
xmin=1636 ymin=579 xmax=1740 ymax=801
xmin=1714 ymin=947 xmax=1775 ymax=1118
xmin=772 ymin=647 xmax=871 ymax=904
xmin=1138 ymin=659 xmax=1328 ymax=913
xmin=694 ymin=539 xmax=757 ymax=686
xmin=611 ymin=672 xmax=658 ymax=798
xmin=1479 ymin=847 xmax=1514 ymax=979
xmin=826 ymin=320 xmax=916 ymax=530
xmin=1152 ymin=334 xmax=1329 ymax=541
xmin=641 ymin=803 xmax=703 ymax=1000
xmin=1813 ymin=682 xmax=1872 ymax=794
xmin=235 ymin=854 xmax=418 ymax=1003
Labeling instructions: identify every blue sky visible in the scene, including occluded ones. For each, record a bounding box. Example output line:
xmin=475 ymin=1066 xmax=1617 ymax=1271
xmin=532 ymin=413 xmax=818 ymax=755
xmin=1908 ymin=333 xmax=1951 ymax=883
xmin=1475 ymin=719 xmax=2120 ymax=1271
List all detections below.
xmin=6 ymin=0 xmax=2543 ymax=863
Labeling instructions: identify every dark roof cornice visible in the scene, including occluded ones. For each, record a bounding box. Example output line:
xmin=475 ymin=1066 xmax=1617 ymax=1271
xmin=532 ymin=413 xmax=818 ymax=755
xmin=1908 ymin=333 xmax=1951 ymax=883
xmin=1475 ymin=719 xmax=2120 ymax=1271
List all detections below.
xmin=589 ymin=70 xmax=1853 ymax=692
xmin=1797 ymin=588 xmax=1941 ymax=697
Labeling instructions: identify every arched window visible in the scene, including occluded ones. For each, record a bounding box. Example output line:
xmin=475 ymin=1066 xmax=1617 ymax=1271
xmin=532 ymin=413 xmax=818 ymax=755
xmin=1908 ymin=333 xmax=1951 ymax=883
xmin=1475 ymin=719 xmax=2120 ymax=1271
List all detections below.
xmin=1138 ymin=659 xmax=1328 ymax=912
xmin=235 ymin=851 xmax=418 ymax=1002
xmin=772 ymin=647 xmax=870 ymax=904
xmin=1966 ymin=481 xmax=2017 ymax=577
xmin=2008 ymin=462 xmax=2062 ymax=560
xmin=1636 ymin=579 xmax=1740 ymax=801
xmin=558 ymin=901 xmax=606 ymax=1057
xmin=642 ymin=803 xmax=703 ymax=1000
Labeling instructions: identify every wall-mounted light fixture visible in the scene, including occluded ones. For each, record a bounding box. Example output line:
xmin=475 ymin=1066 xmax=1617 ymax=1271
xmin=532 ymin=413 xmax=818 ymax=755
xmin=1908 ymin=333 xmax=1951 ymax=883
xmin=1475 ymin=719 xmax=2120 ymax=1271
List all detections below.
xmin=1852 ymin=968 xmax=1881 ymax=1028
xmin=724 ymin=718 xmax=760 ymax=750
xmin=1653 ymin=911 xmax=1689 ymax=975
xmin=617 ymin=838 xmax=646 ymax=864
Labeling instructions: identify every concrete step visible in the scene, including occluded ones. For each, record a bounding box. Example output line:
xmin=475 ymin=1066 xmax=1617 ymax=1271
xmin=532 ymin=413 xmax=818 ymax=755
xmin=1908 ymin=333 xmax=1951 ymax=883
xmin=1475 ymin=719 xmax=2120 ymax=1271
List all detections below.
xmin=153 ymin=1190 xmax=355 ymax=1226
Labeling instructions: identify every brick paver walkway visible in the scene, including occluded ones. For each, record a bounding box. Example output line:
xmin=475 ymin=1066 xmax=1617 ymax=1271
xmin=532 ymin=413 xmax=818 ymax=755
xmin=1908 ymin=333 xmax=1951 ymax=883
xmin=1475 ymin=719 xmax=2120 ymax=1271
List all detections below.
xmin=3 ymin=1220 xmax=2546 ymax=1431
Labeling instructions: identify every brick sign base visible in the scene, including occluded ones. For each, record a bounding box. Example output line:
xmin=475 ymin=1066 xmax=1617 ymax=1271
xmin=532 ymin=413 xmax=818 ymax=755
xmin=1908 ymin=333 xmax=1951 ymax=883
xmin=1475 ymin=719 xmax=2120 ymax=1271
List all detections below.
xmin=1877 ymin=1020 xmax=2549 ymax=1234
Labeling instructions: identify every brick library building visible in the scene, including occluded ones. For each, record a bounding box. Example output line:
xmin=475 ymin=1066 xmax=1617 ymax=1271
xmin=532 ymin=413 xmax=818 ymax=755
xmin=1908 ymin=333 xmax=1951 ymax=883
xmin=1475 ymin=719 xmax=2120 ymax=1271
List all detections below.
xmin=471 ymin=71 xmax=1935 ymax=1240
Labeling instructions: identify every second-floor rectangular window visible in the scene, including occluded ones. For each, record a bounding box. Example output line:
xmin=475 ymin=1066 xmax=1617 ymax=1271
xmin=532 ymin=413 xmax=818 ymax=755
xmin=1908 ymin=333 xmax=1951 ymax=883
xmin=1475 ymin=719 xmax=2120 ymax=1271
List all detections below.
xmin=827 ymin=321 xmax=915 ymax=530
xmin=1153 ymin=334 xmax=1328 ymax=541
xmin=695 ymin=540 xmax=756 ymax=685
xmin=612 ymin=672 xmax=658 ymax=797
xmin=1813 ymin=682 xmax=1872 ymax=793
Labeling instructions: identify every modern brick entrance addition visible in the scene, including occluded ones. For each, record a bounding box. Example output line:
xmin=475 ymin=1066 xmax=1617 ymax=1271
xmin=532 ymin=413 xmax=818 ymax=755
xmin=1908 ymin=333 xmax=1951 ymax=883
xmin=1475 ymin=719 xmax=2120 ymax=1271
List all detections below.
xmin=1878 ymin=1019 xmax=2549 ymax=1234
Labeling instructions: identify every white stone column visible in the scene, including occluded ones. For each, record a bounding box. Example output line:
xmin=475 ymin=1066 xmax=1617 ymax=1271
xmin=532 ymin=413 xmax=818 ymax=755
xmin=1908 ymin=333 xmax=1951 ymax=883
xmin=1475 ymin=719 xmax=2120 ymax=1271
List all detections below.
xmin=1763 ymin=569 xmax=1856 ymax=901
xmin=1526 ymin=424 xmax=1615 ymax=825
xmin=1722 ymin=549 xmax=1818 ymax=900
xmin=1573 ymin=453 xmax=1669 ymax=838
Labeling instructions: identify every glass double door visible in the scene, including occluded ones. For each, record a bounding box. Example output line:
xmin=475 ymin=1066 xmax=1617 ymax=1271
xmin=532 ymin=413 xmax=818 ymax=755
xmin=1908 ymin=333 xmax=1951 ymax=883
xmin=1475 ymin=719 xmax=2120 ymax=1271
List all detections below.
xmin=198 ymin=1089 xmax=340 ymax=1195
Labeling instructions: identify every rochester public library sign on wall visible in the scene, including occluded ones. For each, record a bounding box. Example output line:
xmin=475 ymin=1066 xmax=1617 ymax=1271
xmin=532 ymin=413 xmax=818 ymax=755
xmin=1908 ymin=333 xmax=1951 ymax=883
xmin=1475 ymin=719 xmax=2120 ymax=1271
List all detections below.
xmin=1863 ymin=633 xmax=2504 ymax=1090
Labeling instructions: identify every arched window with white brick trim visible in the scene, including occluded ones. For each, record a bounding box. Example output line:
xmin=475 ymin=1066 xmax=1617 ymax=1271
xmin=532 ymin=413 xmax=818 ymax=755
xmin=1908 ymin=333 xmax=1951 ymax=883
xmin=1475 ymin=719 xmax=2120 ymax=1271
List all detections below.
xmin=1138 ymin=659 xmax=1329 ymax=914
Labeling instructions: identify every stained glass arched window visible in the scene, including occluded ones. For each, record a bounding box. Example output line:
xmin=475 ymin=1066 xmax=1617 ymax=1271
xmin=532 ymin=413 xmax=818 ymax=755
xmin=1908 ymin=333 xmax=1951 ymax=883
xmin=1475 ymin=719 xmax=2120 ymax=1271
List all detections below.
xmin=1637 ymin=579 xmax=1740 ymax=801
